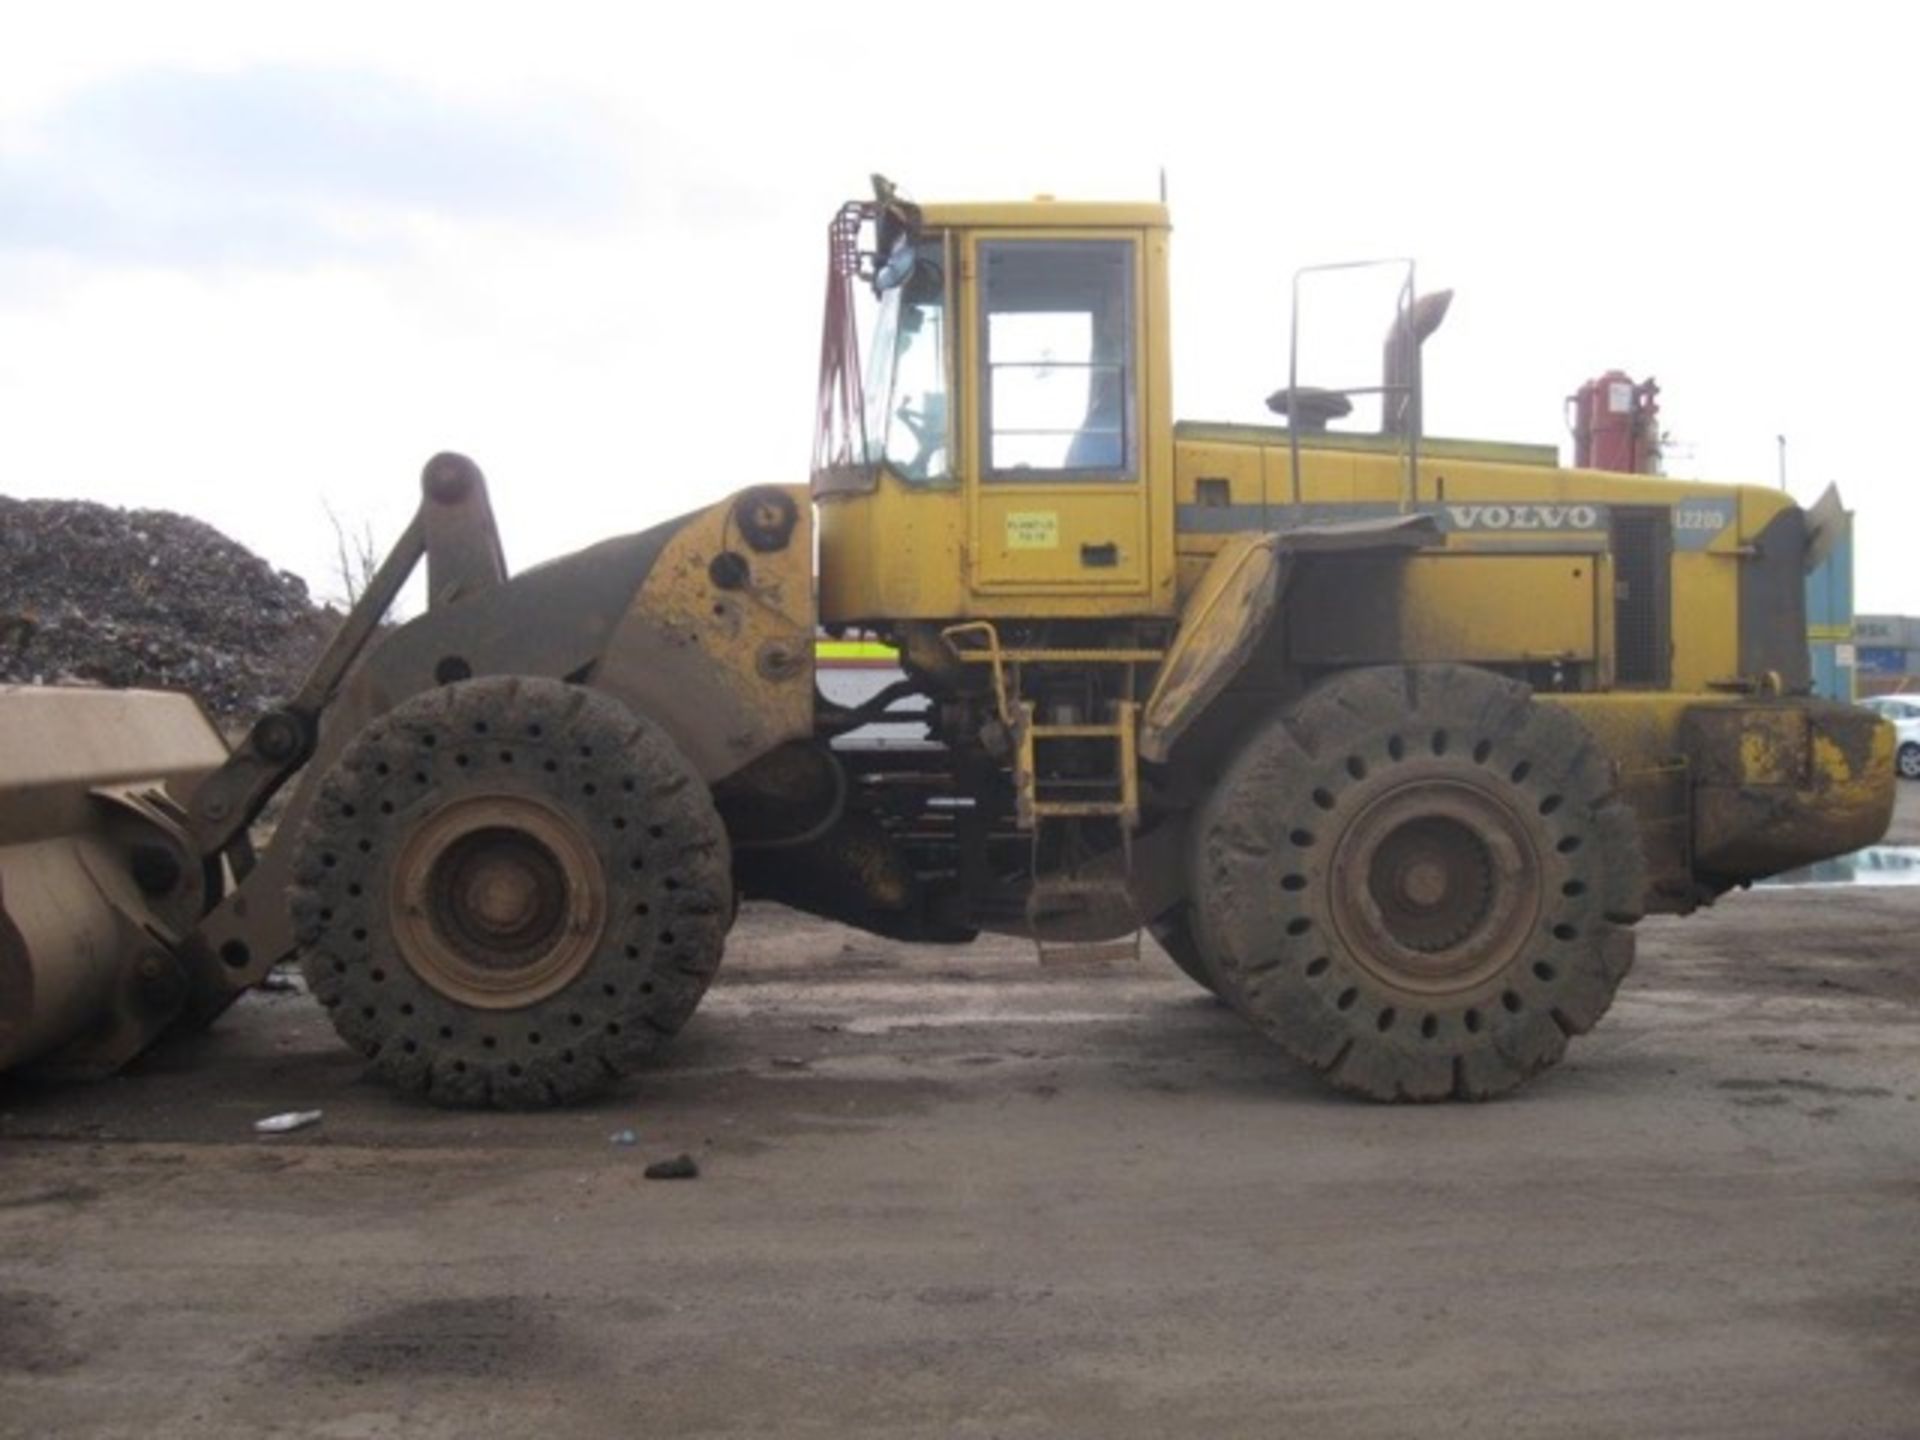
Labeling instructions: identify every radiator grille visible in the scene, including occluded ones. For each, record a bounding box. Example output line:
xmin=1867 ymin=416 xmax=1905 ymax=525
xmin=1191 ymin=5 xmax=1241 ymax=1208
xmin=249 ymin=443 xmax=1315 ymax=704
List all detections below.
xmin=1612 ymin=507 xmax=1671 ymax=688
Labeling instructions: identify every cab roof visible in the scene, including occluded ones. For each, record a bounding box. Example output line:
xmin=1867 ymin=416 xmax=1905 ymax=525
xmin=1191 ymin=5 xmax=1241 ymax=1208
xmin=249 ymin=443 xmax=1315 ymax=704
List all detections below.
xmin=916 ymin=200 xmax=1171 ymax=230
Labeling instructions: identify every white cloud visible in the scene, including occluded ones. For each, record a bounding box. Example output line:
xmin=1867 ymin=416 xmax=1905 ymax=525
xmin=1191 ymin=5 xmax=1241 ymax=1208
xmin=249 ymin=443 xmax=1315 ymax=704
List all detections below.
xmin=1 ymin=0 xmax=1915 ymax=613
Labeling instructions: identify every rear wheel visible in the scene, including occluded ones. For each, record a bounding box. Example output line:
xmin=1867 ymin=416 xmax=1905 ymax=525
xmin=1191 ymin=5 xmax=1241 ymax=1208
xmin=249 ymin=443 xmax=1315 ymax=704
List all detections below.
xmin=1149 ymin=908 xmax=1230 ymax=1002
xmin=291 ymin=677 xmax=731 ymax=1108
xmin=1899 ymin=742 xmax=1920 ymax=781
xmin=1190 ymin=665 xmax=1645 ymax=1101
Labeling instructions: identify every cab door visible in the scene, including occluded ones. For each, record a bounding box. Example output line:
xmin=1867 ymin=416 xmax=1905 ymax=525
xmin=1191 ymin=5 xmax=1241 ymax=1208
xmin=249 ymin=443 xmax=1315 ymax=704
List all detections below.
xmin=963 ymin=233 xmax=1154 ymax=599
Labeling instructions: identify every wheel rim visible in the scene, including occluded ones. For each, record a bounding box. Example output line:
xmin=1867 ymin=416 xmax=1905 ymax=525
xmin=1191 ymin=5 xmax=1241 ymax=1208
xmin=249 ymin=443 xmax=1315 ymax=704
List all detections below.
xmin=1327 ymin=777 xmax=1543 ymax=996
xmin=1901 ymin=747 xmax=1920 ymax=779
xmin=390 ymin=793 xmax=606 ymax=1009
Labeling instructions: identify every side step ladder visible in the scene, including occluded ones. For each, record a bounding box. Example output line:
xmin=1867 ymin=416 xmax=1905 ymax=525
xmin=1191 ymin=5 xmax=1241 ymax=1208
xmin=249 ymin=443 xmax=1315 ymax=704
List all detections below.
xmin=943 ymin=622 xmax=1152 ymax=966
xmin=1019 ymin=699 xmax=1143 ymax=965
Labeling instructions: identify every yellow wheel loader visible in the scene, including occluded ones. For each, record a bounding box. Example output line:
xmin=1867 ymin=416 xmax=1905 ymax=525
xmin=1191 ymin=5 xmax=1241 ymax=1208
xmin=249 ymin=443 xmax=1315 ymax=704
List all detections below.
xmin=0 ymin=181 xmax=1893 ymax=1104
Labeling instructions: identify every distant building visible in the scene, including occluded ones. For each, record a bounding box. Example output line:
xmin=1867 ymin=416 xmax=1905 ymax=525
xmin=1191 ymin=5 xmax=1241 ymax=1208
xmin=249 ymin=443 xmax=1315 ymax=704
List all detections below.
xmin=1806 ymin=509 xmax=1855 ymax=701
xmin=1854 ymin=613 xmax=1920 ymax=698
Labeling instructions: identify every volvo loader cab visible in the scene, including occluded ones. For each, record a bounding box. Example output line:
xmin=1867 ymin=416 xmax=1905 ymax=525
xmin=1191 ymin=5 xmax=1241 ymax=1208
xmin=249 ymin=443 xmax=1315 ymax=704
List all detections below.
xmin=814 ymin=190 xmax=1176 ymax=618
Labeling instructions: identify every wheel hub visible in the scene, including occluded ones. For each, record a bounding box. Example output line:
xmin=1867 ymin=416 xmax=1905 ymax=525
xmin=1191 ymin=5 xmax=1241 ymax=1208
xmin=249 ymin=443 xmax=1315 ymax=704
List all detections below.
xmin=465 ymin=857 xmax=540 ymax=932
xmin=390 ymin=794 xmax=606 ymax=1009
xmin=1367 ymin=813 xmax=1497 ymax=954
xmin=1328 ymin=777 xmax=1542 ymax=995
xmin=1397 ymin=857 xmax=1449 ymax=908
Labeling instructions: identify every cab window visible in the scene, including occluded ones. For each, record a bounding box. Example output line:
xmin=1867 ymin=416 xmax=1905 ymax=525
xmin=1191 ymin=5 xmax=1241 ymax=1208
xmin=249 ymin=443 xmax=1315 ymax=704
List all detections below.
xmin=980 ymin=239 xmax=1135 ymax=481
xmin=864 ymin=238 xmax=952 ymax=484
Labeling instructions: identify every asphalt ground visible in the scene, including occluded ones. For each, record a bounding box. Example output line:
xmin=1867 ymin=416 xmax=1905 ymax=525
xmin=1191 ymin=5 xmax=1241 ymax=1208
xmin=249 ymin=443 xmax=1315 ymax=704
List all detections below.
xmin=2 ymin=788 xmax=1916 ymax=1438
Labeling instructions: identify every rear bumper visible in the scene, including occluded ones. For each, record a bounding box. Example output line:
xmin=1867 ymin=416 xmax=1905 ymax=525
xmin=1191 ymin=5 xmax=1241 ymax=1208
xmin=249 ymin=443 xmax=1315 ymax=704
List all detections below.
xmin=1682 ymin=699 xmax=1895 ymax=882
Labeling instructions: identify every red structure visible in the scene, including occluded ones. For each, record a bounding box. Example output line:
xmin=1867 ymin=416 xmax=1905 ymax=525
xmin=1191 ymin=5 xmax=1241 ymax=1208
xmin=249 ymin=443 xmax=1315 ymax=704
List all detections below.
xmin=1569 ymin=371 xmax=1661 ymax=474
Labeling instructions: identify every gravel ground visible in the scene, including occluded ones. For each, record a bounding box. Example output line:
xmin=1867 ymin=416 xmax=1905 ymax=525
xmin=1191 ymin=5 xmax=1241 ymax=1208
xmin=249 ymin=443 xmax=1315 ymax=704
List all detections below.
xmin=1 ymin=788 xmax=1915 ymax=1439
xmin=0 ymin=495 xmax=336 ymax=722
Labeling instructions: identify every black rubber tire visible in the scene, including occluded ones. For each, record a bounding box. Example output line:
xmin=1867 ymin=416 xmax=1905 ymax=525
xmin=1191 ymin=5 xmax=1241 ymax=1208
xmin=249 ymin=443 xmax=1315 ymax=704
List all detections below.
xmin=291 ymin=677 xmax=731 ymax=1108
xmin=1149 ymin=907 xmax=1231 ymax=1002
xmin=1190 ymin=664 xmax=1645 ymax=1102
xmin=1898 ymin=742 xmax=1920 ymax=782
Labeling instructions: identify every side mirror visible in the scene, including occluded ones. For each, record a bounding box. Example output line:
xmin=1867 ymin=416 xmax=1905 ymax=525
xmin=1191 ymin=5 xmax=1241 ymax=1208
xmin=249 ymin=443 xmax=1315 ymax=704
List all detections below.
xmin=874 ymin=233 xmax=916 ymax=294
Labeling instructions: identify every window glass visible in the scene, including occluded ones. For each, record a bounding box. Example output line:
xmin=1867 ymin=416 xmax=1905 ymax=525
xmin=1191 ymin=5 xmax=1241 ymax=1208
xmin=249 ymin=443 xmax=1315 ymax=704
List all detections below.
xmin=861 ymin=239 xmax=951 ymax=483
xmin=981 ymin=240 xmax=1135 ymax=479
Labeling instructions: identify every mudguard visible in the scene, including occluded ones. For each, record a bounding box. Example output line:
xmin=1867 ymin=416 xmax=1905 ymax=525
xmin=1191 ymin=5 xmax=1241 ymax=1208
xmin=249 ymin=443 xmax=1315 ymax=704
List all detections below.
xmin=1141 ymin=514 xmax=1439 ymax=762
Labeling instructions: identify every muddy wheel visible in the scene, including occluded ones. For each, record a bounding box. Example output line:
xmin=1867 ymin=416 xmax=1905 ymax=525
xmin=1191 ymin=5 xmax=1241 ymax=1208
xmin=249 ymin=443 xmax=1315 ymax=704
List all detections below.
xmin=291 ymin=677 xmax=731 ymax=1108
xmin=1190 ymin=664 xmax=1645 ymax=1101
xmin=1149 ymin=908 xmax=1230 ymax=1002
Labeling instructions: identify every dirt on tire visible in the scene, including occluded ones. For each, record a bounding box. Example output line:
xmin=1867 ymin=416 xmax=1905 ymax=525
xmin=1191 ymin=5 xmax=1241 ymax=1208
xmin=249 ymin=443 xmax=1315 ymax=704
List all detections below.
xmin=290 ymin=676 xmax=732 ymax=1108
xmin=1149 ymin=907 xmax=1228 ymax=1001
xmin=1190 ymin=663 xmax=1646 ymax=1101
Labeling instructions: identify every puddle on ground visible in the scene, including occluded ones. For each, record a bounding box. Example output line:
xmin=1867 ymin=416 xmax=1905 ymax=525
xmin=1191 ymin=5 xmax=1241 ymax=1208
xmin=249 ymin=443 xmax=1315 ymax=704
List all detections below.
xmin=1758 ymin=846 xmax=1920 ymax=888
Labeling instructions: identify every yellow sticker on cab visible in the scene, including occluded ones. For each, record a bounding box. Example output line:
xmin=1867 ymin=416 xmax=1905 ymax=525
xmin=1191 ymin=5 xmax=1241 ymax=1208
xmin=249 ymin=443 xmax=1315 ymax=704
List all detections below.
xmin=1005 ymin=511 xmax=1060 ymax=550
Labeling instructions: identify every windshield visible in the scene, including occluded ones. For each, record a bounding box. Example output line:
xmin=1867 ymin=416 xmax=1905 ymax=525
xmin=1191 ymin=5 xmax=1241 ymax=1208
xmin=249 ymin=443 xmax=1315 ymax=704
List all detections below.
xmin=861 ymin=239 xmax=951 ymax=484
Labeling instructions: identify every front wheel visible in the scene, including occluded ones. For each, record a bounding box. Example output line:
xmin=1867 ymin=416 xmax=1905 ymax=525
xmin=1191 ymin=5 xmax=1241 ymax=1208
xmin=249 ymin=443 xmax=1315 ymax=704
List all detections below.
xmin=291 ymin=677 xmax=732 ymax=1108
xmin=1898 ymin=742 xmax=1920 ymax=781
xmin=1190 ymin=665 xmax=1646 ymax=1101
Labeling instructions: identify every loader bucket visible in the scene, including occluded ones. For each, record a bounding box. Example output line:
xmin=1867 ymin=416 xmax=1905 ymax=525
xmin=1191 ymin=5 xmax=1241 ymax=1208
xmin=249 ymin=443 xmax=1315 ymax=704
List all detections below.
xmin=0 ymin=687 xmax=229 ymax=1078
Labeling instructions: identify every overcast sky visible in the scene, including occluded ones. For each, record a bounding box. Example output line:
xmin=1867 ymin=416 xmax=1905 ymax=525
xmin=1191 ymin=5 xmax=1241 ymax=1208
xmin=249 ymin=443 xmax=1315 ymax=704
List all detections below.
xmin=3 ymin=1 xmax=1915 ymax=613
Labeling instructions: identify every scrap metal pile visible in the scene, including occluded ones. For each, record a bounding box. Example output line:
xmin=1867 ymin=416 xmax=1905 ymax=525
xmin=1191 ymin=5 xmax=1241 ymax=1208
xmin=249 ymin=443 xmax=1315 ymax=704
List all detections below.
xmin=0 ymin=496 xmax=335 ymax=723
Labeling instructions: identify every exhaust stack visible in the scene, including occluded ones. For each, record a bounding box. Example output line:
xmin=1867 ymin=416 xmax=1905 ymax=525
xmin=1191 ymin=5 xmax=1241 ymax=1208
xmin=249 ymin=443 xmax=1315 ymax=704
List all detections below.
xmin=1382 ymin=289 xmax=1453 ymax=437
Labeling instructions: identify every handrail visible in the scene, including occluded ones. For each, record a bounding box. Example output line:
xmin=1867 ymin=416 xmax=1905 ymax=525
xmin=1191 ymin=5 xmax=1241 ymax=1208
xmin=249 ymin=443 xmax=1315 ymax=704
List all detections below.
xmin=1281 ymin=258 xmax=1422 ymax=527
